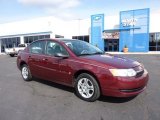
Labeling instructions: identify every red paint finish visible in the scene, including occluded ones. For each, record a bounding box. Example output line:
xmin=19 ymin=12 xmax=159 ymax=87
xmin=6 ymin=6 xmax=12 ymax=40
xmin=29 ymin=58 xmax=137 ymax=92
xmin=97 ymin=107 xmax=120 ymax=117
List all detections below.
xmin=17 ymin=38 xmax=149 ymax=97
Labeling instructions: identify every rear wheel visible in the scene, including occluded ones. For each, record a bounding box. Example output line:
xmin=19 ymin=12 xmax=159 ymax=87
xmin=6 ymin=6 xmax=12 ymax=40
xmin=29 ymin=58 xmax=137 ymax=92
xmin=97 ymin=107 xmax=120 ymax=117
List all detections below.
xmin=75 ymin=73 xmax=100 ymax=102
xmin=10 ymin=54 xmax=14 ymax=57
xmin=21 ymin=64 xmax=32 ymax=81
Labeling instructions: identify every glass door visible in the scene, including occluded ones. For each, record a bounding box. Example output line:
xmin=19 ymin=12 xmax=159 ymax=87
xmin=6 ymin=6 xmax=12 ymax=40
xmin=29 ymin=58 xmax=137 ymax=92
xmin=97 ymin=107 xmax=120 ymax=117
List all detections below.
xmin=104 ymin=39 xmax=119 ymax=52
xmin=149 ymin=33 xmax=160 ymax=51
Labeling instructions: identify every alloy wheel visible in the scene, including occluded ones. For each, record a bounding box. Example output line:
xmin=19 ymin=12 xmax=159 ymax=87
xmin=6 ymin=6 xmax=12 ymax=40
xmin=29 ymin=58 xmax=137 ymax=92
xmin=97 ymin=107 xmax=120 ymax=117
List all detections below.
xmin=77 ymin=78 xmax=94 ymax=98
xmin=22 ymin=67 xmax=29 ymax=79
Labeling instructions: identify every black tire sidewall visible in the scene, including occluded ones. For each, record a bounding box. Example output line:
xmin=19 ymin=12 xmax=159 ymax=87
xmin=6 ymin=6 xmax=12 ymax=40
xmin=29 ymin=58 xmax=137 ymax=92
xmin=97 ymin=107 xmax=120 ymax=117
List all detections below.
xmin=75 ymin=73 xmax=100 ymax=102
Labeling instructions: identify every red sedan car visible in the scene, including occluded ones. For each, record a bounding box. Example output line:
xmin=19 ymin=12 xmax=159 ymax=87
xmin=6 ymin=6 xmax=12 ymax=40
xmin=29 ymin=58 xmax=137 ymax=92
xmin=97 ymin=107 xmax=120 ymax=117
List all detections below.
xmin=17 ymin=39 xmax=149 ymax=102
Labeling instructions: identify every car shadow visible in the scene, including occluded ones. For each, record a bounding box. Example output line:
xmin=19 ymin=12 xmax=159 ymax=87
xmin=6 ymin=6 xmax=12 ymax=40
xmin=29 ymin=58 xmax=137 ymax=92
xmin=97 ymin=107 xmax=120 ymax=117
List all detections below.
xmin=33 ymin=78 xmax=74 ymax=93
xmin=32 ymin=78 xmax=137 ymax=103
xmin=98 ymin=95 xmax=137 ymax=103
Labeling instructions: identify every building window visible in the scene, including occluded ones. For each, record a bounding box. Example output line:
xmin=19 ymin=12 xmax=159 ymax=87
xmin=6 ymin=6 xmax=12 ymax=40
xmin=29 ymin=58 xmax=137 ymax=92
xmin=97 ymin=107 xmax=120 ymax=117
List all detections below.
xmin=1 ymin=37 xmax=20 ymax=52
xmin=24 ymin=37 xmax=28 ymax=43
xmin=55 ymin=35 xmax=64 ymax=38
xmin=44 ymin=35 xmax=50 ymax=39
xmin=149 ymin=32 xmax=160 ymax=51
xmin=29 ymin=36 xmax=33 ymax=43
xmin=24 ymin=34 xmax=50 ymax=44
xmin=72 ymin=35 xmax=89 ymax=43
xmin=39 ymin=35 xmax=45 ymax=39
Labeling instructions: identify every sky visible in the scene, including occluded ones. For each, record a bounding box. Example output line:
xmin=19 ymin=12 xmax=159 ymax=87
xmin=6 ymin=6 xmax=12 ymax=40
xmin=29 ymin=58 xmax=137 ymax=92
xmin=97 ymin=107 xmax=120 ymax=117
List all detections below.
xmin=0 ymin=0 xmax=160 ymax=23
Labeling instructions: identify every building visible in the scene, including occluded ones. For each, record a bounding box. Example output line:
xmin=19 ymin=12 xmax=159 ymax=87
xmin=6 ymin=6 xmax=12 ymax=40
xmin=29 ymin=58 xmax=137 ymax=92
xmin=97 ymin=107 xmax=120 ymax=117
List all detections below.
xmin=0 ymin=8 xmax=160 ymax=53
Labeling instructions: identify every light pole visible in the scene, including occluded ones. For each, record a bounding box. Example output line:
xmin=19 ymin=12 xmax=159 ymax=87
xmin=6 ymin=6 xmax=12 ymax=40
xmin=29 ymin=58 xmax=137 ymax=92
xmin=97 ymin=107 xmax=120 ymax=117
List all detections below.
xmin=78 ymin=18 xmax=82 ymax=39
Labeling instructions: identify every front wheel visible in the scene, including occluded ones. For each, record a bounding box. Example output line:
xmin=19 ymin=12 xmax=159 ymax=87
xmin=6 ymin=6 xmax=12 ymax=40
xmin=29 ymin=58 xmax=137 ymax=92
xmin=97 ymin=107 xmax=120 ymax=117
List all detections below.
xmin=75 ymin=73 xmax=100 ymax=102
xmin=21 ymin=64 xmax=32 ymax=81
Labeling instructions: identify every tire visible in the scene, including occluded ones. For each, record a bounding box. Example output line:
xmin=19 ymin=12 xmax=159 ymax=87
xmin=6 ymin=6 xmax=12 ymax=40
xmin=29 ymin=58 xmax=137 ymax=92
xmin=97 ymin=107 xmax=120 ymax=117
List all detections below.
xmin=21 ymin=64 xmax=32 ymax=81
xmin=75 ymin=73 xmax=100 ymax=102
xmin=10 ymin=54 xmax=15 ymax=57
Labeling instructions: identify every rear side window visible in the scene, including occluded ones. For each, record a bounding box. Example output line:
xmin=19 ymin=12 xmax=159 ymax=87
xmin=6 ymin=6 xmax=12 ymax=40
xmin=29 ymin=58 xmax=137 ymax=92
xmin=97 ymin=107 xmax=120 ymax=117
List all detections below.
xmin=29 ymin=41 xmax=46 ymax=54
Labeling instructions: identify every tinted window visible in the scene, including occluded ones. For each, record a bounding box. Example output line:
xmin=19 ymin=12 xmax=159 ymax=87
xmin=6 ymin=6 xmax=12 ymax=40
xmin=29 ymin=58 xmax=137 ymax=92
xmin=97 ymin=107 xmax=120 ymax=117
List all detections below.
xmin=46 ymin=41 xmax=68 ymax=56
xmin=29 ymin=41 xmax=46 ymax=54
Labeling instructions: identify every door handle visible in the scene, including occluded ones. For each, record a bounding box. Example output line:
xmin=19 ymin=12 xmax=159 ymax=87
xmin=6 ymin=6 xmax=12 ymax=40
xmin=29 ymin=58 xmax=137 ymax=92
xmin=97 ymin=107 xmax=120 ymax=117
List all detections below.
xmin=42 ymin=58 xmax=48 ymax=61
xmin=28 ymin=56 xmax=33 ymax=60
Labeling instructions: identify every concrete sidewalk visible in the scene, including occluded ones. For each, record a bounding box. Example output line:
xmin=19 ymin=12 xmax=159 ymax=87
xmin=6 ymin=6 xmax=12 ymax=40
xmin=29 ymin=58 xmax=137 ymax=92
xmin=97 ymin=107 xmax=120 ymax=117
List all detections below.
xmin=0 ymin=53 xmax=6 ymax=55
xmin=107 ymin=51 xmax=160 ymax=54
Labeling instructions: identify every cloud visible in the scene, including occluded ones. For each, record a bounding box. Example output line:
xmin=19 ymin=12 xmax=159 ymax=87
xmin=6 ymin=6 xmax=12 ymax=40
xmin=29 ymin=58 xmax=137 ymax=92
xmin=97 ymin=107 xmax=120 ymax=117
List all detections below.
xmin=18 ymin=0 xmax=80 ymax=9
xmin=18 ymin=0 xmax=81 ymax=19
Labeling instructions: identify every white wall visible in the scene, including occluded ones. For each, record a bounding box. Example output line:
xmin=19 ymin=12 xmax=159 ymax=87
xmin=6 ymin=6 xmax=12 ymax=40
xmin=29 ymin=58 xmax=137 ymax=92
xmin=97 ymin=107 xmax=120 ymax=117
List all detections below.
xmin=150 ymin=12 xmax=160 ymax=33
xmin=60 ymin=18 xmax=90 ymax=38
xmin=0 ymin=16 xmax=63 ymax=37
xmin=104 ymin=15 xmax=119 ymax=29
xmin=0 ymin=13 xmax=160 ymax=39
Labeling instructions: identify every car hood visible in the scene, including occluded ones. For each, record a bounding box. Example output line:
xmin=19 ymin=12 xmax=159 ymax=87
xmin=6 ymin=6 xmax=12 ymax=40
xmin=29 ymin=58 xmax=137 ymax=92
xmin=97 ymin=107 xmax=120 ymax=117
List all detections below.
xmin=80 ymin=54 xmax=141 ymax=69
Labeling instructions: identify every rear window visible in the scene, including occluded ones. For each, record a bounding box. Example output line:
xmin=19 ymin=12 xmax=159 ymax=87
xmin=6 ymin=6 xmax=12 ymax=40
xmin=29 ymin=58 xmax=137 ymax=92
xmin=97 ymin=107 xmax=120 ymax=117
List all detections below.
xmin=18 ymin=44 xmax=26 ymax=47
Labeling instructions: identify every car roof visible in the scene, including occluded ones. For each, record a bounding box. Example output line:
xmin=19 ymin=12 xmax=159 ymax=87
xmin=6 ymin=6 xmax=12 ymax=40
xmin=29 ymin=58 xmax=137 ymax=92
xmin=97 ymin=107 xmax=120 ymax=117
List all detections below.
xmin=29 ymin=38 xmax=80 ymax=46
xmin=36 ymin=38 xmax=77 ymax=42
xmin=54 ymin=38 xmax=78 ymax=42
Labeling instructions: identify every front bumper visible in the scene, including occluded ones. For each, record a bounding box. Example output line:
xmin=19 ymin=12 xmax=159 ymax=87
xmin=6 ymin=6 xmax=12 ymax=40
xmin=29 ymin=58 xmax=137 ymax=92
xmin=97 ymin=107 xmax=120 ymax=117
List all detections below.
xmin=101 ymin=69 xmax=149 ymax=97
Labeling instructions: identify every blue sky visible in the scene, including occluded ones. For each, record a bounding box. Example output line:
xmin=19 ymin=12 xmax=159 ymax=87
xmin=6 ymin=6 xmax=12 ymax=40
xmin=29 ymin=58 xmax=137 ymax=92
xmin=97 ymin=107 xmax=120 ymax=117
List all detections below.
xmin=0 ymin=0 xmax=159 ymax=23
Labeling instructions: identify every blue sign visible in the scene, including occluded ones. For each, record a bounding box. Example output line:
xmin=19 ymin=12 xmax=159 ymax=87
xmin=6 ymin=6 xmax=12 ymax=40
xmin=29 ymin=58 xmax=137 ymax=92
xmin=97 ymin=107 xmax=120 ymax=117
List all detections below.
xmin=119 ymin=8 xmax=150 ymax=52
xmin=91 ymin=14 xmax=104 ymax=51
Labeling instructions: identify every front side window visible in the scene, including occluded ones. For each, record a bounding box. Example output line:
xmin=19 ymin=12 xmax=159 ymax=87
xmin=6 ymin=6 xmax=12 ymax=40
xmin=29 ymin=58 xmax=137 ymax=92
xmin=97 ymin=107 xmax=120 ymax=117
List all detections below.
xmin=29 ymin=41 xmax=45 ymax=54
xmin=46 ymin=41 xmax=69 ymax=56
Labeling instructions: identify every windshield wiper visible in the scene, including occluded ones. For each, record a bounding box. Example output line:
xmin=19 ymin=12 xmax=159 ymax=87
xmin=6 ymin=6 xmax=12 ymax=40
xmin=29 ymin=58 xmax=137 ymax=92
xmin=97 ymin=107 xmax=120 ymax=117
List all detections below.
xmin=79 ymin=52 xmax=104 ymax=56
xmin=92 ymin=52 xmax=104 ymax=55
xmin=79 ymin=53 xmax=92 ymax=56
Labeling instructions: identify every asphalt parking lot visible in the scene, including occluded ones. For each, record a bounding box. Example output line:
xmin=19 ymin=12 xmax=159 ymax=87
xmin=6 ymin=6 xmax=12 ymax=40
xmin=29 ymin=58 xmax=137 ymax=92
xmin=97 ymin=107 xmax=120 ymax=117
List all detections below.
xmin=0 ymin=54 xmax=160 ymax=120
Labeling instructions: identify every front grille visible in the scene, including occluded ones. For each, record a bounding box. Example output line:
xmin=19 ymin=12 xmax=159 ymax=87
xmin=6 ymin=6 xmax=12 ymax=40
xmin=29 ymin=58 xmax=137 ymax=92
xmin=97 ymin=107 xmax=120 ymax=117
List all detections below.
xmin=120 ymin=86 xmax=145 ymax=93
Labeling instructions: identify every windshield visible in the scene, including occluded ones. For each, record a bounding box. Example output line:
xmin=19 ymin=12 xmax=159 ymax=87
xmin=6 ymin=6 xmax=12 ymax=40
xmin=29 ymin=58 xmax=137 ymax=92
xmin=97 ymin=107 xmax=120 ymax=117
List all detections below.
xmin=63 ymin=40 xmax=104 ymax=56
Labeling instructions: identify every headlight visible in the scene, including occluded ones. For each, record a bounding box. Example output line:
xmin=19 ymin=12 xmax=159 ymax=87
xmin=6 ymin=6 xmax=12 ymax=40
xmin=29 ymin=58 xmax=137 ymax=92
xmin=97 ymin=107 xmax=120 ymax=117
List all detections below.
xmin=109 ymin=69 xmax=136 ymax=77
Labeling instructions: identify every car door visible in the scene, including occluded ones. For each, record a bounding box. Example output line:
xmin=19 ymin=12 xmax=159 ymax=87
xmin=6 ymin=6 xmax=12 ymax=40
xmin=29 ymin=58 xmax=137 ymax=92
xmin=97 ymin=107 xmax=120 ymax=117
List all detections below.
xmin=58 ymin=58 xmax=73 ymax=85
xmin=42 ymin=41 xmax=73 ymax=85
xmin=28 ymin=40 xmax=46 ymax=78
xmin=41 ymin=41 xmax=63 ymax=82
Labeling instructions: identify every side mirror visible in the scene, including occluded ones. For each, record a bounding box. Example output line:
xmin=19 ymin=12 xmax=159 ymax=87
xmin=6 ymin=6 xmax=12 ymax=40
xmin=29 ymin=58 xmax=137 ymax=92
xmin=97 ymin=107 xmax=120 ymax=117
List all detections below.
xmin=54 ymin=53 xmax=69 ymax=59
